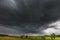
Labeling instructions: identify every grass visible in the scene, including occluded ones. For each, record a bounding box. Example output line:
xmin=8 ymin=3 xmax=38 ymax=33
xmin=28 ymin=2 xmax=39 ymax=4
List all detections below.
xmin=0 ymin=36 xmax=59 ymax=40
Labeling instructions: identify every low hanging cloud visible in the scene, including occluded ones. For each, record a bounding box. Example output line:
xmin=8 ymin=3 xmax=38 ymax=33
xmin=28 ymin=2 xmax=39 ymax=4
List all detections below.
xmin=0 ymin=25 xmax=19 ymax=35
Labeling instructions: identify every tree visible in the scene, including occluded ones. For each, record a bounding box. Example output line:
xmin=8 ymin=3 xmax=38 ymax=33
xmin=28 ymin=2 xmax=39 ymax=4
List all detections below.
xmin=50 ymin=33 xmax=56 ymax=40
xmin=25 ymin=35 xmax=28 ymax=38
xmin=20 ymin=35 xmax=24 ymax=38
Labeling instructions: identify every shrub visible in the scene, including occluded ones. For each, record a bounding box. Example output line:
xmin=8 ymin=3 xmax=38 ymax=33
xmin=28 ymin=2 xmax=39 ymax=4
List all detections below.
xmin=20 ymin=35 xmax=24 ymax=38
xmin=41 ymin=36 xmax=46 ymax=40
xmin=25 ymin=35 xmax=28 ymax=38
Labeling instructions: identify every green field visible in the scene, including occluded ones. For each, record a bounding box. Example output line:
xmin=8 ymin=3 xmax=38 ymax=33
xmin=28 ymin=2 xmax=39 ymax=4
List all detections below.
xmin=0 ymin=36 xmax=60 ymax=40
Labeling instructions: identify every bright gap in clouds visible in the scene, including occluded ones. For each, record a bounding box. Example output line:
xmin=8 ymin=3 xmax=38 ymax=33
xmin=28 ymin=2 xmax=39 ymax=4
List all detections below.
xmin=43 ymin=20 xmax=60 ymax=35
xmin=8 ymin=0 xmax=17 ymax=8
xmin=6 ymin=0 xmax=17 ymax=9
xmin=1 ymin=0 xmax=17 ymax=9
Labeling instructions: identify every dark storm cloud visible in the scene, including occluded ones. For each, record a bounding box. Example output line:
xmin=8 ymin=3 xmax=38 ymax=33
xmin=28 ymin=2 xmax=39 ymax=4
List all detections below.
xmin=16 ymin=0 xmax=60 ymax=24
xmin=0 ymin=0 xmax=59 ymax=25
xmin=16 ymin=0 xmax=60 ymax=34
xmin=0 ymin=0 xmax=60 ymax=34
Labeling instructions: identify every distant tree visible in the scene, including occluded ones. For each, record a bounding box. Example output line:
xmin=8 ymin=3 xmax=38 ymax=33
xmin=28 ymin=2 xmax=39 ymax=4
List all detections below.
xmin=50 ymin=33 xmax=56 ymax=40
xmin=41 ymin=36 xmax=46 ymax=40
xmin=20 ymin=35 xmax=24 ymax=38
xmin=25 ymin=35 xmax=28 ymax=38
xmin=57 ymin=35 xmax=60 ymax=37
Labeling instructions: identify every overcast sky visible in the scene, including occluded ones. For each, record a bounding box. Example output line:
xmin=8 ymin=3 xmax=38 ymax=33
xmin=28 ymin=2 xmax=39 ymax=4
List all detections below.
xmin=0 ymin=0 xmax=60 ymax=36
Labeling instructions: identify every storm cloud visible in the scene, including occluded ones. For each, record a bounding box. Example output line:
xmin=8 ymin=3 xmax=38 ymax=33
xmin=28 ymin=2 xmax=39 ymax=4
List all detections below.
xmin=0 ymin=0 xmax=60 ymax=35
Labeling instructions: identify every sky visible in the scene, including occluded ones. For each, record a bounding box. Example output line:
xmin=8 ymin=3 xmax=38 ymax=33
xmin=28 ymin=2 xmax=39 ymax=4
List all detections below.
xmin=43 ymin=20 xmax=60 ymax=35
xmin=0 ymin=0 xmax=60 ymax=36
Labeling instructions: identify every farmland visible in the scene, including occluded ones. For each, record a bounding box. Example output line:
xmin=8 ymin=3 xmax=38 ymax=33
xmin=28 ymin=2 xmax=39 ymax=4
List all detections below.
xmin=0 ymin=36 xmax=60 ymax=40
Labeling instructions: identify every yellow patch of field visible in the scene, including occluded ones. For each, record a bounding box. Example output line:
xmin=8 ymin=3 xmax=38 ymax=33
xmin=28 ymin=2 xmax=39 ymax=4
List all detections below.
xmin=0 ymin=37 xmax=20 ymax=40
